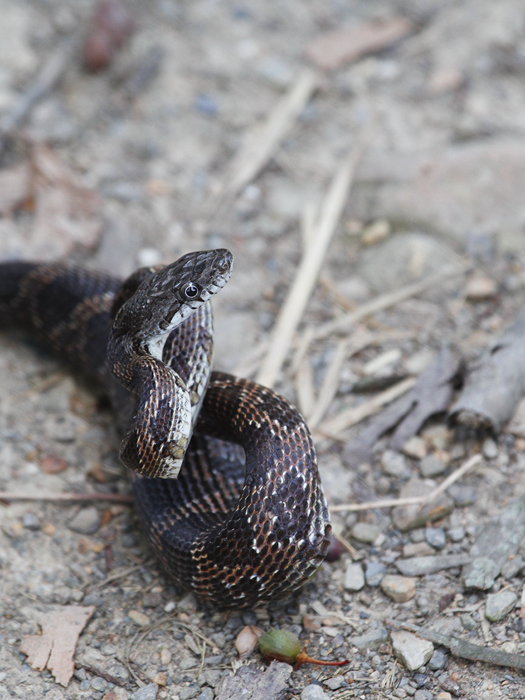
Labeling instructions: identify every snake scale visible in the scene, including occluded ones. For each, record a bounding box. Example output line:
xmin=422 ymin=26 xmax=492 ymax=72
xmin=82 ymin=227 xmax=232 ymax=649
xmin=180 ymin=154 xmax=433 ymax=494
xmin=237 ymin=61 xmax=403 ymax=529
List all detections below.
xmin=0 ymin=249 xmax=331 ymax=608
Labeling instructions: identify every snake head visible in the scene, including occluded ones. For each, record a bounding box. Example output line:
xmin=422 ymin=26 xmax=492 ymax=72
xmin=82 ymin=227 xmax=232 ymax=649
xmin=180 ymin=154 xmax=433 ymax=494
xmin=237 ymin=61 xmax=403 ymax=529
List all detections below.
xmin=112 ymin=248 xmax=233 ymax=360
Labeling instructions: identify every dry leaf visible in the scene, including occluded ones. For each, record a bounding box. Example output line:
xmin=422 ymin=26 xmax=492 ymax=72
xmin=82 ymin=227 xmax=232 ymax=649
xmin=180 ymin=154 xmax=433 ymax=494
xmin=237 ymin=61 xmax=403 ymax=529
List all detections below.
xmin=19 ymin=605 xmax=95 ymax=687
xmin=305 ymin=18 xmax=413 ymax=72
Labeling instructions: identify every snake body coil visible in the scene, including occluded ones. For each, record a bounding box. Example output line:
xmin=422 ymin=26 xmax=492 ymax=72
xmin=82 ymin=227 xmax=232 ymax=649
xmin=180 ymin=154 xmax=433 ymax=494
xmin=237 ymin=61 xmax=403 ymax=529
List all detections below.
xmin=0 ymin=251 xmax=331 ymax=608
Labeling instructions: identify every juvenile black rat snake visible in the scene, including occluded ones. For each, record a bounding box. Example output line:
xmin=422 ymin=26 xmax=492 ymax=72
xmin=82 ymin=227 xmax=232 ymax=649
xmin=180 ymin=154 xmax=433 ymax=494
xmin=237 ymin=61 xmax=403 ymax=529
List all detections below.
xmin=0 ymin=249 xmax=331 ymax=608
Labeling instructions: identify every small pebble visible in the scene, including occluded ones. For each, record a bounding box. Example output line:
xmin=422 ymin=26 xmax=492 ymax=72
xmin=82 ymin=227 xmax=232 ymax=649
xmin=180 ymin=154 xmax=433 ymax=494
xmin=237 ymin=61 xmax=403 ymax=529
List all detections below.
xmin=83 ymin=593 xmax=104 ymax=606
xmin=436 ymin=693 xmax=452 ymax=700
xmin=323 ymin=676 xmax=345 ymax=690
xmin=381 ymin=450 xmax=409 ymax=477
xmin=414 ymin=691 xmax=433 ymax=700
xmin=420 ymin=455 xmax=447 ymax=478
xmin=22 ymin=512 xmax=41 ymax=530
xmin=447 ymin=484 xmax=476 ymax=506
xmin=428 ymin=649 xmax=447 ymax=670
xmin=502 ymin=555 xmax=524 ymax=580
xmin=142 ymin=591 xmax=162 ymax=608
xmin=351 ymin=522 xmax=380 ymax=544
xmin=344 ymin=562 xmax=365 ymax=592
xmin=160 ymin=648 xmax=171 ymax=665
xmin=402 ymin=436 xmax=427 ymax=460
xmin=301 ymin=684 xmax=329 ymax=700
xmin=403 ymin=542 xmax=435 ymax=558
xmin=425 ymin=527 xmax=446 ymax=550
xmin=482 ymin=438 xmax=498 ymax=459
xmin=465 ymin=275 xmax=498 ymax=301
xmin=68 ymin=507 xmax=101 ymax=534
xmin=180 ymin=686 xmax=201 ymax=700
xmin=128 ymin=610 xmax=150 ymax=627
xmin=365 ymin=561 xmax=386 ymax=587
xmin=460 ymin=613 xmax=478 ymax=631
xmin=91 ymin=677 xmax=107 ymax=691
xmin=391 ymin=630 xmax=434 ymax=671
xmin=235 ymin=625 xmax=261 ymax=656
xmin=197 ymin=689 xmax=214 ymax=700
xmin=485 ymin=589 xmax=517 ymax=622
xmin=79 ymin=679 xmax=91 ymax=691
xmin=380 ymin=575 xmax=416 ymax=603
xmin=349 ymin=621 xmax=388 ymax=649
xmin=447 ymin=526 xmax=465 ymax=543
xmin=131 ymin=684 xmax=159 ymax=700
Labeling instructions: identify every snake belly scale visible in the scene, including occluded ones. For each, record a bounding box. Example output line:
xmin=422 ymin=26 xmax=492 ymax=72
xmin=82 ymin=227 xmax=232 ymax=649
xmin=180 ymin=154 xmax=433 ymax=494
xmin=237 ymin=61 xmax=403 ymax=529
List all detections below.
xmin=0 ymin=249 xmax=331 ymax=608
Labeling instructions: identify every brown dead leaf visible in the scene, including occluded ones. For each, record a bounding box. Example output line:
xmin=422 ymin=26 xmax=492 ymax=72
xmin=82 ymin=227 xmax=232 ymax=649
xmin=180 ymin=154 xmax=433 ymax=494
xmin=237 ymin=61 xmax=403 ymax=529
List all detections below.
xmin=30 ymin=144 xmax=101 ymax=259
xmin=19 ymin=605 xmax=95 ymax=687
xmin=0 ymin=161 xmax=32 ymax=215
xmin=305 ymin=18 xmax=413 ymax=71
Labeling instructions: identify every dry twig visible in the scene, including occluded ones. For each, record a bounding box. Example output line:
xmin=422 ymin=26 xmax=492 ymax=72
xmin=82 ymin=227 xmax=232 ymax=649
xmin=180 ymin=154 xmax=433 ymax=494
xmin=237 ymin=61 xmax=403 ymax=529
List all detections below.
xmin=220 ymin=69 xmax=319 ymax=201
xmin=0 ymin=491 xmax=133 ymax=503
xmin=257 ymin=130 xmax=371 ymax=388
xmin=319 ymin=376 xmax=416 ymax=438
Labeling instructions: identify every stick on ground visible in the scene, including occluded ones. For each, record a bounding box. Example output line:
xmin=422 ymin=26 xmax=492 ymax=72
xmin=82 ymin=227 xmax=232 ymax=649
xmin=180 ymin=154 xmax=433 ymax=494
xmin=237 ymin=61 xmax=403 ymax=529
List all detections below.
xmin=257 ymin=130 xmax=370 ymax=388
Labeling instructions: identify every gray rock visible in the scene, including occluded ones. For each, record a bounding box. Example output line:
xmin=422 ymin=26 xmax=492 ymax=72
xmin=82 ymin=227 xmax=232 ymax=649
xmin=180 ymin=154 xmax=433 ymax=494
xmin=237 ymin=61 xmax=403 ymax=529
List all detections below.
xmin=391 ymin=630 xmax=434 ymax=671
xmin=448 ymin=526 xmax=465 ymax=542
xmin=460 ymin=613 xmax=478 ymax=631
xmin=197 ymin=689 xmax=214 ymax=700
xmin=344 ymin=562 xmax=365 ymax=591
xmin=22 ymin=512 xmax=40 ymax=530
xmin=323 ymin=676 xmax=345 ymax=690
xmin=216 ymin=661 xmax=291 ymax=700
xmin=485 ymin=590 xmax=518 ymax=622
xmin=463 ymin=495 xmax=525 ymax=589
xmin=482 ymin=438 xmax=498 ymax=459
xmin=425 ymin=527 xmax=446 ymax=550
xmin=131 ymin=684 xmax=158 ymax=700
xmin=447 ymin=484 xmax=476 ymax=506
xmin=428 ymin=649 xmax=447 ymax=671
xmin=301 ymin=685 xmax=329 ymax=700
xmin=396 ymin=554 xmax=470 ymax=577
xmin=365 ymin=561 xmax=386 ymax=586
xmin=83 ymin=593 xmax=104 ymax=607
xmin=349 ymin=620 xmax=388 ymax=649
xmin=381 ymin=450 xmax=409 ymax=477
xmin=381 ymin=575 xmax=416 ymax=603
xmin=90 ymin=677 xmax=106 ymax=691
xmin=414 ymin=691 xmax=433 ymax=700
xmin=419 ymin=455 xmax=447 ymax=478
xmin=502 ymin=555 xmax=524 ymax=580
xmin=68 ymin=507 xmax=101 ymax=534
xmin=351 ymin=522 xmax=380 ymax=544
xmin=180 ymin=687 xmax=200 ymax=700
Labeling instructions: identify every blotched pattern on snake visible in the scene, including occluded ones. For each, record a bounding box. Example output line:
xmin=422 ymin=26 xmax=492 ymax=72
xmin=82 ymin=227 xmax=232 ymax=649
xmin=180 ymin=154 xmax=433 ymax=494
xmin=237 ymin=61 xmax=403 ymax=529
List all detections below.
xmin=0 ymin=249 xmax=331 ymax=608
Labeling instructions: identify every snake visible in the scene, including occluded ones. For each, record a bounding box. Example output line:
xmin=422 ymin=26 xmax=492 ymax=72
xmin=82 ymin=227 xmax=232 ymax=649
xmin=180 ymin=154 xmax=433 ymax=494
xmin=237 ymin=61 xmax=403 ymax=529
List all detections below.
xmin=0 ymin=249 xmax=331 ymax=608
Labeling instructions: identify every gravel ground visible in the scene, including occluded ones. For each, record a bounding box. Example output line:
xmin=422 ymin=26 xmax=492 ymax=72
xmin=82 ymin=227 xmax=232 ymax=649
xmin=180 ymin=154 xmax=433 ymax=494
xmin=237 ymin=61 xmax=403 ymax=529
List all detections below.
xmin=2 ymin=1 xmax=525 ymax=698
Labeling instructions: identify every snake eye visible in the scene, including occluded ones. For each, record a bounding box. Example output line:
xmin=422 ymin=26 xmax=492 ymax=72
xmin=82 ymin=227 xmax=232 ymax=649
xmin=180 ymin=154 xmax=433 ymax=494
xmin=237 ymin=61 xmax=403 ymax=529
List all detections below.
xmin=181 ymin=282 xmax=200 ymax=300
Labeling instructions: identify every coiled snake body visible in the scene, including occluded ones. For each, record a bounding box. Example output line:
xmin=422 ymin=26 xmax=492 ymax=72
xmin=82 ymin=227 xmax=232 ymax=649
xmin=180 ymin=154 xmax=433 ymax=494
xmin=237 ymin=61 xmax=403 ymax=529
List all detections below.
xmin=0 ymin=250 xmax=331 ymax=608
